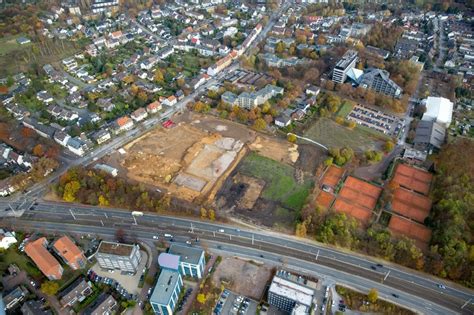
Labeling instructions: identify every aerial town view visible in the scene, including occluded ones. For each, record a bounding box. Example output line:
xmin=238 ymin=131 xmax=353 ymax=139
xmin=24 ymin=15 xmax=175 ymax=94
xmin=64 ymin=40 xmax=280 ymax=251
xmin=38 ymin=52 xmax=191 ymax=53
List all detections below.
xmin=0 ymin=0 xmax=473 ymax=314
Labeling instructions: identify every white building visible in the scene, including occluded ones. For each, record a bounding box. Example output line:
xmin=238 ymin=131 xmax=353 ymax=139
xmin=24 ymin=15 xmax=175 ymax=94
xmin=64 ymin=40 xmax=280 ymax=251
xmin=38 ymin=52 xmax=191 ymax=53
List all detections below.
xmin=0 ymin=229 xmax=17 ymax=249
xmin=422 ymin=96 xmax=454 ymax=128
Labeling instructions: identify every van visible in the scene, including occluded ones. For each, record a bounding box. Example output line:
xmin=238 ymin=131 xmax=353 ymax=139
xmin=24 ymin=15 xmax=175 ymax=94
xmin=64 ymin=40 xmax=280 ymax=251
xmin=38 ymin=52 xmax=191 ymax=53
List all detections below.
xmin=164 ymin=233 xmax=173 ymax=238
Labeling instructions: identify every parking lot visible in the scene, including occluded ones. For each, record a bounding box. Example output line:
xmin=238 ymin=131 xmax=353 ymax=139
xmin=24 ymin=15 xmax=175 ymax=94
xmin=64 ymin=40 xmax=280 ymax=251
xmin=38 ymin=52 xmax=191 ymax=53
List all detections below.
xmin=213 ymin=289 xmax=258 ymax=315
xmin=86 ymin=269 xmax=138 ymax=302
xmin=90 ymin=250 xmax=148 ymax=294
xmin=347 ymin=105 xmax=402 ymax=136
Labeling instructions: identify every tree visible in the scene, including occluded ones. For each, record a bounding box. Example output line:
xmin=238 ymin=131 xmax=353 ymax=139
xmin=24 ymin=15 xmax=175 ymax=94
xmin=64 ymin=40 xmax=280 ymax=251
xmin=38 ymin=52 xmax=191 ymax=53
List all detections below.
xmin=32 ymin=144 xmax=44 ymax=157
xmin=253 ymin=118 xmax=267 ymax=131
xmin=40 ymin=281 xmax=59 ymax=296
xmin=63 ymin=180 xmax=81 ymax=202
xmin=200 ymin=207 xmax=207 ymax=219
xmin=367 ymin=288 xmax=378 ymax=303
xmin=115 ymin=228 xmax=126 ymax=243
xmin=154 ymin=69 xmax=164 ymax=84
xmin=275 ymin=42 xmax=286 ymax=54
xmin=383 ymin=140 xmax=395 ymax=153
xmin=295 ymin=222 xmax=307 ymax=237
xmin=208 ymin=209 xmax=215 ymax=221
xmin=98 ymin=195 xmax=109 ymax=206
xmin=197 ymin=293 xmax=207 ymax=304
xmin=287 ymin=134 xmax=297 ymax=143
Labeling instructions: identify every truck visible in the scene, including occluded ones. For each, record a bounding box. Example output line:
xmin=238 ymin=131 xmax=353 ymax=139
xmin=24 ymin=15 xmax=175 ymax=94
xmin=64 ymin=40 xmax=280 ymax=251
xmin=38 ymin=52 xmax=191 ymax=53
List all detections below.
xmin=131 ymin=211 xmax=143 ymax=216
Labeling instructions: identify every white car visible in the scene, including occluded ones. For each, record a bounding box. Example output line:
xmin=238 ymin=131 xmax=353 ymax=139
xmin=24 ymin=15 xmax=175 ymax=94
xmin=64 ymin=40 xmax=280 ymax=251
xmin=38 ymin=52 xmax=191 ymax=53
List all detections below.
xmin=218 ymin=229 xmax=225 ymax=233
xmin=153 ymin=236 xmax=159 ymax=240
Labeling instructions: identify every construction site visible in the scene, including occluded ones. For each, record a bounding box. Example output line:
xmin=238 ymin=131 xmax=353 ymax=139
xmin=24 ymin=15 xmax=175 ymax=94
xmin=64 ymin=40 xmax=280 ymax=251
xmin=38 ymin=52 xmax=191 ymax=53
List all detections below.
xmin=102 ymin=113 xmax=311 ymax=205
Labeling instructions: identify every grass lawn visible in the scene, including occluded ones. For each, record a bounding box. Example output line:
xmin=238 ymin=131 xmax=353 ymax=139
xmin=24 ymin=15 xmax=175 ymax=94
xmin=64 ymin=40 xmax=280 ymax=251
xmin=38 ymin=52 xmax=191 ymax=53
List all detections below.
xmin=0 ymin=247 xmax=42 ymax=278
xmin=304 ymin=118 xmax=389 ymax=152
xmin=336 ymin=102 xmax=354 ymax=118
xmin=0 ymin=37 xmax=84 ymax=77
xmin=239 ymin=152 xmax=312 ymax=211
xmin=0 ymin=35 xmax=31 ymax=56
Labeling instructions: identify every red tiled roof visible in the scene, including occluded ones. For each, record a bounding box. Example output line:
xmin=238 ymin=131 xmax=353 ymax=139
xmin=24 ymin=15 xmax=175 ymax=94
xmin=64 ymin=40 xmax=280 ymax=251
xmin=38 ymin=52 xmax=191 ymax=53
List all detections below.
xmin=53 ymin=236 xmax=85 ymax=270
xmin=25 ymin=238 xmax=62 ymax=279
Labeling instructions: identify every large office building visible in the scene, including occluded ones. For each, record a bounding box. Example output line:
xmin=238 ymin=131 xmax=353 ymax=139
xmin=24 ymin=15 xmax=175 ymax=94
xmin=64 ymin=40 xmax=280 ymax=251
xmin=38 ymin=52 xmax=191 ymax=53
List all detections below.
xmin=358 ymin=69 xmax=403 ymax=98
xmin=332 ymin=50 xmax=358 ymax=83
xmin=168 ymin=244 xmax=206 ymax=279
xmin=268 ymin=270 xmax=316 ymax=314
xmin=95 ymin=241 xmax=141 ymax=273
xmin=150 ymin=269 xmax=183 ymax=315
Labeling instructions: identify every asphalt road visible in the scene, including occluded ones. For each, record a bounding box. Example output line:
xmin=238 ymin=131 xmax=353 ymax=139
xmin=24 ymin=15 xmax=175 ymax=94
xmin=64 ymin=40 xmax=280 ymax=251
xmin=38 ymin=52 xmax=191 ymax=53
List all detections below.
xmin=1 ymin=200 xmax=473 ymax=315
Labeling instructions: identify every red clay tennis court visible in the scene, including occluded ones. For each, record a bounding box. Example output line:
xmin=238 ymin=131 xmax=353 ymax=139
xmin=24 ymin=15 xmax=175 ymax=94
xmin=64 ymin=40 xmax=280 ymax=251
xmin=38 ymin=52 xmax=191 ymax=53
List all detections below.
xmin=320 ymin=166 xmax=345 ymax=189
xmin=333 ymin=199 xmax=373 ymax=224
xmin=337 ymin=176 xmax=382 ymax=209
xmin=332 ymin=176 xmax=382 ymax=224
xmin=389 ymin=216 xmax=432 ymax=248
xmin=392 ymin=188 xmax=432 ymax=223
xmin=392 ymin=164 xmax=433 ymax=195
xmin=315 ymin=191 xmax=335 ymax=209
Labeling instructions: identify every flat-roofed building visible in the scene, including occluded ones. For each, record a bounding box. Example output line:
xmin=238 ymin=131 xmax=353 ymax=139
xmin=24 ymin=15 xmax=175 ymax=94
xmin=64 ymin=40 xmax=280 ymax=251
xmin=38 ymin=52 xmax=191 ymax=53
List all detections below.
xmin=168 ymin=244 xmax=206 ymax=279
xmin=95 ymin=241 xmax=141 ymax=273
xmin=150 ymin=269 xmax=183 ymax=315
xmin=268 ymin=270 xmax=316 ymax=314
xmin=332 ymin=50 xmax=358 ymax=83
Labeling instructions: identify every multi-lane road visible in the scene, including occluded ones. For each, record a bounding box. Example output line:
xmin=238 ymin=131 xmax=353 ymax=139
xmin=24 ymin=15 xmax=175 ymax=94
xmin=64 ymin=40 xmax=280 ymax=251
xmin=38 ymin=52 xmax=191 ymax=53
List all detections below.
xmin=1 ymin=200 xmax=473 ymax=314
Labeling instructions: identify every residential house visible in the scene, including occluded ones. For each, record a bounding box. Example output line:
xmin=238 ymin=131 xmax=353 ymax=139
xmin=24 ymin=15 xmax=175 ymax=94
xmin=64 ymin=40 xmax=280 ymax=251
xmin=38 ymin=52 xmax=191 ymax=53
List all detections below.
xmin=53 ymin=236 xmax=87 ymax=270
xmin=62 ymin=57 xmax=78 ymax=71
xmin=2 ymin=286 xmax=28 ymax=310
xmin=92 ymin=129 xmax=111 ymax=145
xmin=59 ymin=277 xmax=92 ymax=308
xmin=22 ymin=118 xmax=56 ymax=139
xmin=25 ymin=237 xmax=63 ymax=280
xmin=66 ymin=137 xmax=88 ymax=156
xmin=163 ymin=95 xmax=177 ymax=106
xmin=146 ymin=101 xmax=162 ymax=114
xmin=275 ymin=114 xmax=294 ymax=128
xmin=83 ymin=293 xmax=117 ymax=315
xmin=54 ymin=130 xmax=71 ymax=147
xmin=131 ymin=107 xmax=148 ymax=122
xmin=113 ymin=116 xmax=134 ymax=134
xmin=305 ymin=85 xmax=320 ymax=96
xmin=21 ymin=300 xmax=52 ymax=315
xmin=36 ymin=91 xmax=54 ymax=104
xmin=0 ymin=229 xmax=17 ymax=249
xmin=97 ymin=98 xmax=115 ymax=112
xmin=157 ymin=46 xmax=174 ymax=59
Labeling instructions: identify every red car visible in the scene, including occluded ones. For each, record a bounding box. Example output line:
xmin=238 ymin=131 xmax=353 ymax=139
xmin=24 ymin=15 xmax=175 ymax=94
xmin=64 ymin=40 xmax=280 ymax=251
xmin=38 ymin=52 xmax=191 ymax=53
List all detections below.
xmin=162 ymin=120 xmax=175 ymax=128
